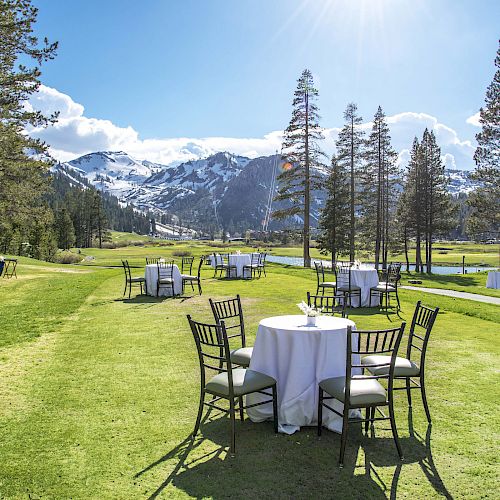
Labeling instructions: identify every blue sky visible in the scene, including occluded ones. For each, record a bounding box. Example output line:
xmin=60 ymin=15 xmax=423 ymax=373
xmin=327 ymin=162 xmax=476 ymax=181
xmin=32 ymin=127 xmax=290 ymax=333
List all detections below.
xmin=29 ymin=0 xmax=499 ymax=167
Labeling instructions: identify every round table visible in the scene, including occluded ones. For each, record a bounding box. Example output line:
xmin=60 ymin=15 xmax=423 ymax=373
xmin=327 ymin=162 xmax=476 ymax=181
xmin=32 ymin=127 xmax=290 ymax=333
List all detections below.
xmin=486 ymin=271 xmax=500 ymax=289
xmin=210 ymin=253 xmax=261 ymax=278
xmin=246 ymin=315 xmax=360 ymax=434
xmin=144 ymin=264 xmax=182 ymax=297
xmin=337 ymin=267 xmax=380 ymax=307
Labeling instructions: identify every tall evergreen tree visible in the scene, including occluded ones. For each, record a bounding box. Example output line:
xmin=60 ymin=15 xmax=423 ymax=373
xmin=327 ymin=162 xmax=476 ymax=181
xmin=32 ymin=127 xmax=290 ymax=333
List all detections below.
xmin=317 ymin=155 xmax=350 ymax=266
xmin=359 ymin=106 xmax=398 ymax=269
xmin=273 ymin=69 xmax=325 ymax=267
xmin=0 ymin=0 xmax=58 ymax=256
xmin=336 ymin=103 xmax=364 ymax=261
xmin=54 ymin=208 xmax=76 ymax=250
xmin=467 ymin=41 xmax=500 ymax=239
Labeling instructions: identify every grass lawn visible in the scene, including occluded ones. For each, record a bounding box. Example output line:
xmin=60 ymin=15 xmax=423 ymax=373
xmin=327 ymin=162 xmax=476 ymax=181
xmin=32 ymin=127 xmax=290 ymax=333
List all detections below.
xmin=0 ymin=246 xmax=499 ymax=498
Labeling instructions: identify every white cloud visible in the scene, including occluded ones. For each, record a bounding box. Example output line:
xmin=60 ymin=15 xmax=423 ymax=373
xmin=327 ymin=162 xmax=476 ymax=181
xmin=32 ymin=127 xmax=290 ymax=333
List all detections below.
xmin=26 ymin=85 xmax=477 ymax=170
xmin=466 ymin=112 xmax=481 ymax=127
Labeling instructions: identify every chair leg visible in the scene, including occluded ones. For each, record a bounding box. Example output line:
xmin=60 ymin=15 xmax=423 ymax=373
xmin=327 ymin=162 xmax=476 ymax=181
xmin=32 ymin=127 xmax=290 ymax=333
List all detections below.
xmin=406 ymin=378 xmax=412 ymax=408
xmin=369 ymin=290 xmax=372 ymax=307
xmin=192 ymin=390 xmax=205 ymax=440
xmin=229 ymin=398 xmax=236 ymax=454
xmin=395 ymin=290 xmax=401 ymax=310
xmin=238 ymin=396 xmax=244 ymax=421
xmin=365 ymin=407 xmax=370 ymax=433
xmin=389 ymin=396 xmax=404 ymax=460
xmin=420 ymin=375 xmax=432 ymax=423
xmin=339 ymin=402 xmax=350 ymax=467
xmin=128 ymin=281 xmax=132 ymax=299
xmin=317 ymin=387 xmax=323 ymax=436
xmin=123 ymin=281 xmax=127 ymax=296
xmin=197 ymin=279 xmax=202 ymax=295
xmin=272 ymin=385 xmax=278 ymax=434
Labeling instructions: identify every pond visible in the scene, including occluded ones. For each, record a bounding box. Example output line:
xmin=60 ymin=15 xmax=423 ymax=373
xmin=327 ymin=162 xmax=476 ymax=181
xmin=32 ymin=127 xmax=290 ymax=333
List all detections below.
xmin=266 ymin=255 xmax=495 ymax=275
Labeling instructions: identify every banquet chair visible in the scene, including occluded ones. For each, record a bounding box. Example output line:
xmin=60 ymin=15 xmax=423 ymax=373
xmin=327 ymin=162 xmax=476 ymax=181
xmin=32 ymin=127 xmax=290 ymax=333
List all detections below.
xmin=314 ymin=261 xmax=337 ymax=295
xmin=121 ymin=260 xmax=146 ymax=298
xmin=362 ymin=301 xmax=439 ymax=423
xmin=3 ymin=258 xmax=18 ymax=279
xmin=182 ymin=256 xmax=204 ymax=295
xmin=145 ymin=257 xmax=162 ymax=265
xmin=335 ymin=262 xmax=361 ymax=307
xmin=258 ymin=252 xmax=267 ymax=277
xmin=181 ymin=256 xmax=195 ymax=290
xmin=209 ymin=294 xmax=252 ymax=367
xmin=307 ymin=292 xmax=347 ymax=318
xmin=187 ymin=316 xmax=278 ymax=454
xmin=318 ymin=323 xmax=406 ymax=467
xmin=369 ymin=263 xmax=401 ymax=310
xmin=157 ymin=260 xmax=176 ymax=297
xmin=243 ymin=253 xmax=261 ymax=279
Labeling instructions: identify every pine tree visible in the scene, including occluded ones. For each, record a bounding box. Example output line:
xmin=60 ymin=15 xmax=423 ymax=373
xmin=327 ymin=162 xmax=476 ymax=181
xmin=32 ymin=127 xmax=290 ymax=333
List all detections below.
xmin=273 ymin=69 xmax=325 ymax=267
xmin=0 ymin=0 xmax=58 ymax=256
xmin=359 ymin=106 xmax=398 ymax=269
xmin=54 ymin=208 xmax=76 ymax=249
xmin=336 ymin=103 xmax=364 ymax=261
xmin=317 ymin=155 xmax=350 ymax=266
xmin=468 ymin=41 xmax=500 ymax=239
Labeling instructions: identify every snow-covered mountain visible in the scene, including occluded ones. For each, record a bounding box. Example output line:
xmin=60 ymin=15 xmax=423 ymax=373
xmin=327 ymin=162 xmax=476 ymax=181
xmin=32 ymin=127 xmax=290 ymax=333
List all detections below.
xmin=57 ymin=150 xmax=481 ymax=232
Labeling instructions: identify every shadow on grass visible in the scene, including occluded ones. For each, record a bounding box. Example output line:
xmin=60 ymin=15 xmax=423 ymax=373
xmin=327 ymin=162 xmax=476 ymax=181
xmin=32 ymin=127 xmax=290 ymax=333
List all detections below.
xmin=403 ymin=273 xmax=479 ymax=288
xmin=137 ymin=409 xmax=452 ymax=499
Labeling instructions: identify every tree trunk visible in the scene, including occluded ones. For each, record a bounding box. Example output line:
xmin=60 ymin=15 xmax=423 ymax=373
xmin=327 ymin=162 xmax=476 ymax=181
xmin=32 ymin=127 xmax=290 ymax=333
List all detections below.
xmin=415 ymin=231 xmax=422 ymax=272
xmin=350 ymin=116 xmax=355 ymax=262
xmin=303 ymin=91 xmax=311 ymax=268
xmin=374 ymin=127 xmax=382 ymax=270
xmin=404 ymin=225 xmax=410 ymax=273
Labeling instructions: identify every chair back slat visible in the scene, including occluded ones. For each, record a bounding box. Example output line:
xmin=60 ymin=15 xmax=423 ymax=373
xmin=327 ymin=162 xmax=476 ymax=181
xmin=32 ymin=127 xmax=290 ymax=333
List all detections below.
xmin=407 ymin=301 xmax=439 ymax=366
xmin=146 ymin=257 xmax=162 ymax=265
xmin=314 ymin=261 xmax=326 ymax=285
xmin=181 ymin=256 xmax=194 ymax=274
xmin=157 ymin=260 xmax=174 ymax=278
xmin=335 ymin=262 xmax=352 ymax=289
xmin=187 ymin=317 xmax=233 ymax=389
xmin=209 ymin=294 xmax=246 ymax=347
xmin=121 ymin=260 xmax=132 ymax=281
xmin=346 ymin=324 xmax=405 ymax=404
xmin=307 ymin=292 xmax=346 ymax=318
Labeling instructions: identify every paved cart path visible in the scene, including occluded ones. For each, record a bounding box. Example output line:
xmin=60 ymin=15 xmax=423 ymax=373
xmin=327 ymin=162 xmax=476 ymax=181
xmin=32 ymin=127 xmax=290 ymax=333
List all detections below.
xmin=401 ymin=286 xmax=500 ymax=305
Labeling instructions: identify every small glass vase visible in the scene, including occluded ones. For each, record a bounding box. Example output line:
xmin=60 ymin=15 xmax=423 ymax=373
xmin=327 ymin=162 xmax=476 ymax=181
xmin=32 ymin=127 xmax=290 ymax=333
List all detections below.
xmin=306 ymin=315 xmax=317 ymax=326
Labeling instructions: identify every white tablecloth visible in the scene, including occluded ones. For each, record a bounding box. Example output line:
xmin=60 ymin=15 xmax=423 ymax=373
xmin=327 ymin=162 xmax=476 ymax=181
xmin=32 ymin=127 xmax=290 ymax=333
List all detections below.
xmin=486 ymin=271 xmax=500 ymax=289
xmin=246 ymin=315 xmax=360 ymax=434
xmin=210 ymin=253 xmax=260 ymax=278
xmin=144 ymin=264 xmax=182 ymax=297
xmin=337 ymin=267 xmax=380 ymax=307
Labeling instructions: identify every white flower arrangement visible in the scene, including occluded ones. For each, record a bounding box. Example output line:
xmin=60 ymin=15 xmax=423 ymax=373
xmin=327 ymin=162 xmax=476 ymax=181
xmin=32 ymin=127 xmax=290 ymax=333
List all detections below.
xmin=0 ymin=256 xmax=4 ymax=262
xmin=297 ymin=301 xmax=322 ymax=317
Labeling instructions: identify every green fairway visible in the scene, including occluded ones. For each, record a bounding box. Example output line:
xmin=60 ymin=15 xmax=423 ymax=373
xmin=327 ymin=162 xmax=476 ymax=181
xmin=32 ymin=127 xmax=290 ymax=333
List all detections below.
xmin=0 ymin=246 xmax=499 ymax=498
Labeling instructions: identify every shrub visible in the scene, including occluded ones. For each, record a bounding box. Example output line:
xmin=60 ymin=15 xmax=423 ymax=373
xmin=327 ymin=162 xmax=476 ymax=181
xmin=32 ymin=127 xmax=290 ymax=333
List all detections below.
xmin=54 ymin=251 xmax=82 ymax=264
xmin=173 ymin=250 xmax=192 ymax=257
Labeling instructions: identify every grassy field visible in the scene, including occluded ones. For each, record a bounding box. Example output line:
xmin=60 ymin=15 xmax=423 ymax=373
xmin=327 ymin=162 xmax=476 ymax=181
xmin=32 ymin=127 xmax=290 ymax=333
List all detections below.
xmin=0 ymin=245 xmax=499 ymax=498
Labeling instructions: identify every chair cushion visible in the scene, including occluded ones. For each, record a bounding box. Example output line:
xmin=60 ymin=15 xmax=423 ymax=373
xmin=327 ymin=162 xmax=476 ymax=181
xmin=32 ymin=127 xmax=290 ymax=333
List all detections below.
xmin=130 ymin=277 xmax=145 ymax=282
xmin=181 ymin=274 xmax=198 ymax=280
xmin=337 ymin=285 xmax=361 ymax=291
xmin=320 ymin=282 xmax=336 ymax=287
xmin=362 ymin=355 xmax=420 ymax=377
xmin=371 ymin=284 xmax=396 ymax=292
xmin=205 ymin=368 xmax=275 ymax=397
xmin=159 ymin=278 xmax=174 ymax=283
xmin=230 ymin=347 xmax=253 ymax=367
xmin=319 ymin=376 xmax=387 ymax=406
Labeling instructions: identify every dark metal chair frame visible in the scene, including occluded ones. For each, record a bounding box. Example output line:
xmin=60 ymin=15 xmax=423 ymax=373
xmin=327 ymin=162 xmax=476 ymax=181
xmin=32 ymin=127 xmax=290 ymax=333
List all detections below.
xmin=146 ymin=257 xmax=162 ymax=265
xmin=181 ymin=256 xmax=194 ymax=275
xmin=393 ymin=301 xmax=439 ymax=423
xmin=121 ymin=259 xmax=145 ymax=298
xmin=187 ymin=316 xmax=278 ymax=454
xmin=209 ymin=294 xmax=248 ymax=356
xmin=307 ymin=292 xmax=347 ymax=318
xmin=182 ymin=256 xmax=204 ymax=295
xmin=243 ymin=253 xmax=261 ymax=279
xmin=369 ymin=263 xmax=402 ymax=310
xmin=3 ymin=258 xmax=18 ymax=279
xmin=314 ymin=261 xmax=337 ymax=295
xmin=318 ymin=323 xmax=406 ymax=467
xmin=258 ymin=252 xmax=267 ymax=277
xmin=335 ymin=262 xmax=361 ymax=307
xmin=157 ymin=260 xmax=176 ymax=297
